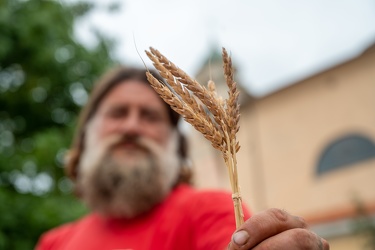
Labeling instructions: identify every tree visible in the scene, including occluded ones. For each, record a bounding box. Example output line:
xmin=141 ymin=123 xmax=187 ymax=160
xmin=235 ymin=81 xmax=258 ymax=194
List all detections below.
xmin=0 ymin=0 xmax=116 ymax=248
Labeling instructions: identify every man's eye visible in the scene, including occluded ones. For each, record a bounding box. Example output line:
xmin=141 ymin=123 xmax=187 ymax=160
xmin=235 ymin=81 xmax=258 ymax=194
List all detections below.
xmin=143 ymin=111 xmax=161 ymax=122
xmin=107 ymin=108 xmax=126 ymax=118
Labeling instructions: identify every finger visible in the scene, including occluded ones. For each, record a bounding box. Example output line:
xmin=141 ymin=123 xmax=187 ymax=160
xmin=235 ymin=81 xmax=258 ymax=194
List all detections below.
xmin=228 ymin=208 xmax=308 ymax=249
xmin=252 ymin=228 xmax=330 ymax=250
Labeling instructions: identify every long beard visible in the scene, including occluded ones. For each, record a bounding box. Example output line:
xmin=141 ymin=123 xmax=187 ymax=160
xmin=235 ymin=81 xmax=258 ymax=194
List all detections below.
xmin=77 ymin=130 xmax=180 ymax=218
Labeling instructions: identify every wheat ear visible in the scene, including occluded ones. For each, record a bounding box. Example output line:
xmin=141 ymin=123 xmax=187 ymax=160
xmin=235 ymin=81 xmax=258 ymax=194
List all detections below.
xmin=145 ymin=47 xmax=244 ymax=228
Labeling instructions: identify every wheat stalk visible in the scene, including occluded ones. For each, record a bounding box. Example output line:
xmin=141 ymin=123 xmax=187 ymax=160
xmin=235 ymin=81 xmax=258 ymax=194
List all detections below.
xmin=145 ymin=47 xmax=244 ymax=228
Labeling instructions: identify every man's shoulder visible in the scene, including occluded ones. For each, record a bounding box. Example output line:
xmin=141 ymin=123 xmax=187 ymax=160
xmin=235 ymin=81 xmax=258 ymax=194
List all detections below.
xmin=36 ymin=213 xmax=97 ymax=249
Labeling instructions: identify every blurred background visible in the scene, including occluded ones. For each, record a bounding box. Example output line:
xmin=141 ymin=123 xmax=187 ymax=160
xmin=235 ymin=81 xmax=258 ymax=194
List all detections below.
xmin=0 ymin=0 xmax=374 ymax=249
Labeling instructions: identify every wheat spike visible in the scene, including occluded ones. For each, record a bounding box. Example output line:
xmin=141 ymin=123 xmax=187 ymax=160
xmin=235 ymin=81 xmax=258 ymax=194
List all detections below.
xmin=148 ymin=48 xmax=227 ymax=130
xmin=146 ymin=72 xmax=224 ymax=151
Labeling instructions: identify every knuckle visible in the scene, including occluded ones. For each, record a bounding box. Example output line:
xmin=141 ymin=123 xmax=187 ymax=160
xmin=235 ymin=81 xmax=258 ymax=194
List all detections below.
xmin=269 ymin=208 xmax=289 ymax=223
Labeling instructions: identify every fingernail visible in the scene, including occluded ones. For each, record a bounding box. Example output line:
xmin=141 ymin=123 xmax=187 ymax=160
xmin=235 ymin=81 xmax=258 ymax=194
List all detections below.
xmin=232 ymin=230 xmax=249 ymax=246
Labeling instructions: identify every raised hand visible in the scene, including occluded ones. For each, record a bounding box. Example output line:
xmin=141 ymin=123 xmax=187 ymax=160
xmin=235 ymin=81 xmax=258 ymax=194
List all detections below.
xmin=227 ymin=208 xmax=329 ymax=250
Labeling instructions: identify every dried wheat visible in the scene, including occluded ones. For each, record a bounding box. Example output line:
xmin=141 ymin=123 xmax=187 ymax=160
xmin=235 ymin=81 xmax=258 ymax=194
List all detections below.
xmin=145 ymin=47 xmax=244 ymax=228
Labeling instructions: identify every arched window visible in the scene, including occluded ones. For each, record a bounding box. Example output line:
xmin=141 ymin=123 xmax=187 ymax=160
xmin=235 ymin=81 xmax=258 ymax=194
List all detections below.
xmin=317 ymin=134 xmax=375 ymax=175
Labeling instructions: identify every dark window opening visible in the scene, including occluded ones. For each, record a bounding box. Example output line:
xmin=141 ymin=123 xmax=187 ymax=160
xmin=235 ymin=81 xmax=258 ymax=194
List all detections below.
xmin=317 ymin=134 xmax=375 ymax=175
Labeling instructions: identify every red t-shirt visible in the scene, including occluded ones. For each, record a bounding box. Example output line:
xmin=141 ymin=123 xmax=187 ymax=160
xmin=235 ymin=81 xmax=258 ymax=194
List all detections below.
xmin=36 ymin=184 xmax=251 ymax=250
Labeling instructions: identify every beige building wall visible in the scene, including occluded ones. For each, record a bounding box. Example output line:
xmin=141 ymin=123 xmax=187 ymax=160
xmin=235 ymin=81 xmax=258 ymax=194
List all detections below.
xmin=188 ymin=45 xmax=375 ymax=249
xmin=252 ymin=47 xmax=375 ymax=216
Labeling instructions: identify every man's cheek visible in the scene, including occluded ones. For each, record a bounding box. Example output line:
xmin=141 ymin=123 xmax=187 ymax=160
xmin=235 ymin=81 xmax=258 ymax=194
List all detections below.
xmin=80 ymin=133 xmax=122 ymax=173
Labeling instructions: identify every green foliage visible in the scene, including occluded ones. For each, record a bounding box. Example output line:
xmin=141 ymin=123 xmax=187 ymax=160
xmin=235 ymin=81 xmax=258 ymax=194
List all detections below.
xmin=0 ymin=0 xmax=116 ymax=248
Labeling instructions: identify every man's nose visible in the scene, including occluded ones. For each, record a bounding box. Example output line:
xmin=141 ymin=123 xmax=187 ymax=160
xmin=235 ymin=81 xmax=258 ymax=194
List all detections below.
xmin=117 ymin=113 xmax=142 ymax=135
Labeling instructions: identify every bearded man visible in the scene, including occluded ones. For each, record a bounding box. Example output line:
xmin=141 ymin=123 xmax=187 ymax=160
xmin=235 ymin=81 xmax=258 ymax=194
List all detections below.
xmin=36 ymin=67 xmax=329 ymax=250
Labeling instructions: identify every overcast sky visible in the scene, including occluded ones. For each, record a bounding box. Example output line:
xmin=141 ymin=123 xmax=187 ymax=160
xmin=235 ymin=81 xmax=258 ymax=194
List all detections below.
xmin=73 ymin=0 xmax=375 ymax=96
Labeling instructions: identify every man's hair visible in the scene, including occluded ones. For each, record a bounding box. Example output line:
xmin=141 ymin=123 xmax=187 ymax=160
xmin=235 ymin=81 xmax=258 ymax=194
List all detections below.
xmin=65 ymin=66 xmax=192 ymax=184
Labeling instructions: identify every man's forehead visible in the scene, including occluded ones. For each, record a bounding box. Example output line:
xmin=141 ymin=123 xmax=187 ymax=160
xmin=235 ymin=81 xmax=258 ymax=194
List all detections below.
xmin=99 ymin=80 xmax=168 ymax=110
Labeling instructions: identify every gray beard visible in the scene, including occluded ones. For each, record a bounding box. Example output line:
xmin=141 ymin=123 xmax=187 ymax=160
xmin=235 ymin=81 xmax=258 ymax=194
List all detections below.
xmin=77 ymin=122 xmax=180 ymax=219
xmin=78 ymin=150 xmax=172 ymax=218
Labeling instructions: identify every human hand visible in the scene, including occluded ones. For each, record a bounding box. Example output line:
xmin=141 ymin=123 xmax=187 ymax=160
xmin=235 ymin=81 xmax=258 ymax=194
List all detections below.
xmin=227 ymin=208 xmax=329 ymax=249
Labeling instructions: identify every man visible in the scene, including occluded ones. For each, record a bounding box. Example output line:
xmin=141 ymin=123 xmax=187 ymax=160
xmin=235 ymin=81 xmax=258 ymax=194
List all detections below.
xmin=36 ymin=67 xmax=329 ymax=250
